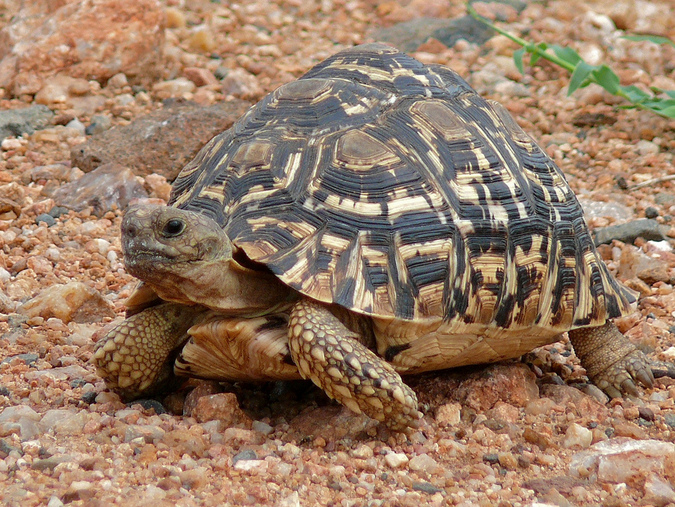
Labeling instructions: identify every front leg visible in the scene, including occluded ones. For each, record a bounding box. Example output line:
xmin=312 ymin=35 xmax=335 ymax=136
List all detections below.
xmin=288 ymin=299 xmax=422 ymax=430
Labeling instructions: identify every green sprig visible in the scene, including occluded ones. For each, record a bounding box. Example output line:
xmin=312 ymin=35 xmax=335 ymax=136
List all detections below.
xmin=466 ymin=3 xmax=675 ymax=119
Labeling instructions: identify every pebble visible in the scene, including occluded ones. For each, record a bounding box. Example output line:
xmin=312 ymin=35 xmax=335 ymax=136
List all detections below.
xmin=409 ymin=453 xmax=438 ymax=473
xmin=192 ymin=393 xmax=252 ymax=427
xmin=435 ymin=402 xmax=461 ymax=426
xmin=563 ymin=423 xmax=593 ymax=449
xmin=35 ymin=213 xmax=56 ymax=227
xmin=384 ymin=452 xmax=409 ymax=468
xmin=85 ymin=115 xmax=112 ymax=136
xmin=152 ymin=78 xmax=196 ymax=97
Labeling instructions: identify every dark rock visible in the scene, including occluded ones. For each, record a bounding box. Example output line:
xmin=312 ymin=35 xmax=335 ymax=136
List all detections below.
xmin=71 ymin=99 xmax=250 ymax=180
xmin=593 ymin=219 xmax=668 ymax=245
xmin=35 ymin=213 xmax=56 ymax=227
xmin=664 ymin=413 xmax=675 ymax=428
xmin=128 ymin=399 xmax=167 ymax=414
xmin=0 ymin=105 xmax=53 ymax=142
xmin=48 ymin=206 xmax=69 ymax=218
xmin=51 ymin=163 xmax=148 ymax=216
xmin=412 ymin=481 xmax=443 ymax=494
xmin=371 ymin=16 xmax=493 ymax=53
xmin=483 ymin=453 xmax=500 ymax=464
xmin=81 ymin=391 xmax=97 ymax=404
xmin=232 ymin=449 xmax=257 ymax=465
xmin=645 ymin=207 xmax=659 ymax=219
xmin=1 ymin=353 xmax=38 ymax=366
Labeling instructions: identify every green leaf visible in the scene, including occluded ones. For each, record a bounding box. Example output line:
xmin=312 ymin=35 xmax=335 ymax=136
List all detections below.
xmin=592 ymin=65 xmax=621 ymax=94
xmin=529 ymin=42 xmax=548 ymax=66
xmin=656 ymin=106 xmax=675 ymax=118
xmin=568 ymin=61 xmax=595 ymax=95
xmin=620 ymin=85 xmax=651 ymax=103
xmin=622 ymin=34 xmax=675 ymax=48
xmin=552 ymin=45 xmax=582 ymax=66
xmin=513 ymin=48 xmax=525 ymax=74
xmin=666 ymin=90 xmax=675 ymax=99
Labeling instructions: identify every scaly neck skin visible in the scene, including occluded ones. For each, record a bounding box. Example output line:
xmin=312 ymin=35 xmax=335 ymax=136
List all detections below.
xmin=145 ymin=257 xmax=298 ymax=316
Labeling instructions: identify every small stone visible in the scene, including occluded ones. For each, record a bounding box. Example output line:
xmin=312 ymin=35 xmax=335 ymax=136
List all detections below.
xmin=435 ymin=402 xmax=461 ymax=426
xmin=85 ymin=115 xmax=112 ymax=136
xmin=0 ymin=105 xmax=54 ymax=142
xmin=351 ymin=444 xmax=374 ymax=459
xmin=384 ymin=452 xmax=409 ymax=468
xmin=409 ymin=453 xmax=438 ymax=473
xmin=498 ymin=452 xmax=518 ymax=470
xmin=636 ymin=139 xmax=659 ymax=156
xmin=152 ymin=78 xmax=196 ymax=97
xmin=233 ymin=459 xmax=268 ymax=473
xmin=232 ymin=449 xmax=257 ymax=464
xmin=412 ymin=481 xmax=442 ymax=494
xmin=165 ymin=7 xmax=186 ymax=28
xmin=221 ymin=68 xmax=263 ymax=99
xmin=251 ymin=420 xmax=273 ymax=435
xmin=563 ymin=423 xmax=593 ymax=449
xmin=35 ymin=213 xmax=56 ymax=227
xmin=188 ymin=28 xmax=216 ymax=53
xmin=192 ymin=393 xmax=251 ymax=427
xmin=124 ymin=424 xmax=165 ymax=443
xmin=184 ymin=67 xmax=218 ymax=87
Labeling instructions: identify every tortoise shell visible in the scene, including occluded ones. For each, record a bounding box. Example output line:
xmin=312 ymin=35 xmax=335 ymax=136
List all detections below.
xmin=169 ymin=42 xmax=635 ymax=332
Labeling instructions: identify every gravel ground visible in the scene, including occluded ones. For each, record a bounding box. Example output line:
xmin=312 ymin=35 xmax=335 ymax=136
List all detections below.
xmin=1 ymin=0 xmax=675 ymax=506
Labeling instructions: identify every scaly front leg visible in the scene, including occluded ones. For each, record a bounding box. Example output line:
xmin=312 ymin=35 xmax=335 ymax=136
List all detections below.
xmin=288 ymin=299 xmax=422 ymax=430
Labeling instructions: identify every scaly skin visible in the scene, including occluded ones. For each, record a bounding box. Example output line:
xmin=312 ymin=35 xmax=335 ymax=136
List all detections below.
xmin=288 ymin=299 xmax=422 ymax=431
xmin=569 ymin=321 xmax=655 ymax=398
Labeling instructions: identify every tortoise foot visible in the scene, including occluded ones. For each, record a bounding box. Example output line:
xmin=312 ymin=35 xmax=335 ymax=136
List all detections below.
xmin=289 ymin=299 xmax=422 ymax=431
xmin=93 ymin=303 xmax=200 ymax=400
xmin=569 ymin=321 xmax=655 ymax=399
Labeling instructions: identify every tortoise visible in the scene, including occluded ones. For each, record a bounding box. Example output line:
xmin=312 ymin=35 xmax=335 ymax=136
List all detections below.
xmin=94 ymin=43 xmax=663 ymax=430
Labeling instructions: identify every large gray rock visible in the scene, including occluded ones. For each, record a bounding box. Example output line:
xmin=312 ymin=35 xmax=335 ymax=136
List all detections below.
xmin=0 ymin=105 xmax=53 ymax=142
xmin=70 ymin=99 xmax=250 ymax=180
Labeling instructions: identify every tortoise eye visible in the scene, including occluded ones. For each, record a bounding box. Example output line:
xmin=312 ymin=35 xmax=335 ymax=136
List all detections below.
xmin=162 ymin=218 xmax=185 ymax=237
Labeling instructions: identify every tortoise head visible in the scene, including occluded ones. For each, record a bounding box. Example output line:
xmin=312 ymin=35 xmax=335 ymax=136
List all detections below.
xmin=121 ymin=204 xmax=295 ymax=314
xmin=122 ymin=204 xmax=231 ymax=282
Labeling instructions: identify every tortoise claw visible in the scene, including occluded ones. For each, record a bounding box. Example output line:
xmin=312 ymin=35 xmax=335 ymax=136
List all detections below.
xmin=569 ymin=321 xmax=658 ymax=400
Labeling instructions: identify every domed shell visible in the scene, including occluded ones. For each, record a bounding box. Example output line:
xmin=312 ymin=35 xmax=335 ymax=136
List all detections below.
xmin=169 ymin=43 xmax=635 ymax=332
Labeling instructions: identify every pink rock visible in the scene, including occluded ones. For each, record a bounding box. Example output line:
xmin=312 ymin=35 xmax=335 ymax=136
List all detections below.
xmin=570 ymin=438 xmax=675 ymax=483
xmin=183 ymin=67 xmax=219 ymax=87
xmin=17 ymin=281 xmax=116 ymax=323
xmin=191 ymin=393 xmax=252 ymax=428
xmin=455 ymin=363 xmax=539 ymax=411
xmin=0 ymin=0 xmax=165 ymax=96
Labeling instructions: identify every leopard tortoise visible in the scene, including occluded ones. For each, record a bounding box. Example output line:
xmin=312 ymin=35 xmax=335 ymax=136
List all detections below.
xmin=94 ymin=43 xmax=663 ymax=430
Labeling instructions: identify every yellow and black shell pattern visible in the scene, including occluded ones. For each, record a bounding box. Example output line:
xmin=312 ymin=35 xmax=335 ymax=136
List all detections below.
xmin=169 ymin=43 xmax=635 ymax=332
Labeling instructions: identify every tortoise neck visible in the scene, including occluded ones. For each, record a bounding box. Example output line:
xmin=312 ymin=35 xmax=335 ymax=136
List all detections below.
xmin=148 ymin=258 xmax=298 ymax=316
